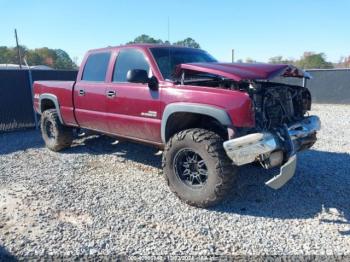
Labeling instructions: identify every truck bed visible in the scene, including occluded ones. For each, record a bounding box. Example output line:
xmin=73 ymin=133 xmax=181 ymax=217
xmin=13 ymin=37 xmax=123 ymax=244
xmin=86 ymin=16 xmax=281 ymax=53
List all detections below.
xmin=33 ymin=81 xmax=78 ymax=126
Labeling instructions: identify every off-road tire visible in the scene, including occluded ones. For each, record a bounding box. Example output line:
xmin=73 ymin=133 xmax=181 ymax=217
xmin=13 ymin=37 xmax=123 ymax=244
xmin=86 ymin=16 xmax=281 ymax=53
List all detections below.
xmin=41 ymin=109 xmax=73 ymax=152
xmin=162 ymin=128 xmax=237 ymax=207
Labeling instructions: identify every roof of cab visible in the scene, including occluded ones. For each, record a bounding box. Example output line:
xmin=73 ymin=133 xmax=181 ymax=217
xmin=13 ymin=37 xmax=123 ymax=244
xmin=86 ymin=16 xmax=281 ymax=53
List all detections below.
xmin=87 ymin=44 xmax=198 ymax=53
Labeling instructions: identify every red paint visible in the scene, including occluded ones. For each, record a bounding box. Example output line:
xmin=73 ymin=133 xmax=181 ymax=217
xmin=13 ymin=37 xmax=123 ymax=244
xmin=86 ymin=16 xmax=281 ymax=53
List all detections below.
xmin=34 ymin=44 xmax=305 ymax=145
xmin=176 ymin=62 xmax=308 ymax=81
xmin=33 ymin=81 xmax=77 ymax=126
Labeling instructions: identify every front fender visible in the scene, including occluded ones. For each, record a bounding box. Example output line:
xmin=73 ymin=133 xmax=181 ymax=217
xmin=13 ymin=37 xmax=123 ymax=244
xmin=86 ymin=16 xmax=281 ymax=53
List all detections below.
xmin=161 ymin=102 xmax=232 ymax=143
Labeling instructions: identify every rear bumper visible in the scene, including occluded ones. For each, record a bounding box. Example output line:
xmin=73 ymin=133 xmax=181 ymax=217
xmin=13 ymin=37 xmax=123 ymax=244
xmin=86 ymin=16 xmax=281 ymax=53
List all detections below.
xmin=223 ymin=116 xmax=321 ymax=189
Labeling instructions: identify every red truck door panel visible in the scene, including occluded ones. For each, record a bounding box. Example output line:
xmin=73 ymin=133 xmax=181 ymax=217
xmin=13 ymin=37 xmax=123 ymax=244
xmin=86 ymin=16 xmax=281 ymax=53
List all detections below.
xmin=73 ymin=52 xmax=111 ymax=132
xmin=105 ymin=48 xmax=161 ymax=142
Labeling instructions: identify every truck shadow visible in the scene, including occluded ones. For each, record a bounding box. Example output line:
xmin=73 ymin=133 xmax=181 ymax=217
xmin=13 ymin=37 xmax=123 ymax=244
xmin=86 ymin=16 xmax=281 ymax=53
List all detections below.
xmin=65 ymin=134 xmax=162 ymax=168
xmin=4 ymin=132 xmax=347 ymax=234
xmin=68 ymin=134 xmax=350 ymax=234
xmin=212 ymin=149 xmax=350 ymax=235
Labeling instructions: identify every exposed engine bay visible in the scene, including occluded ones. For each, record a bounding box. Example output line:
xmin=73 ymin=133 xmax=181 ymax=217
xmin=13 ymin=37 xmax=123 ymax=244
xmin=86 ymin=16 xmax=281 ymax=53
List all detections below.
xmin=173 ymin=63 xmax=320 ymax=190
xmin=177 ymin=73 xmax=312 ymax=131
xmin=248 ymin=82 xmax=311 ymax=130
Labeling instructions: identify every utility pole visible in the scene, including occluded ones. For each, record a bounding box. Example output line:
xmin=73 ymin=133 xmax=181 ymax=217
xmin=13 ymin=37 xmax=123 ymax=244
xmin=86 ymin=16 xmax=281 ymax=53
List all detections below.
xmin=14 ymin=29 xmax=22 ymax=69
xmin=24 ymin=58 xmax=39 ymax=130
xmin=231 ymin=49 xmax=235 ymax=63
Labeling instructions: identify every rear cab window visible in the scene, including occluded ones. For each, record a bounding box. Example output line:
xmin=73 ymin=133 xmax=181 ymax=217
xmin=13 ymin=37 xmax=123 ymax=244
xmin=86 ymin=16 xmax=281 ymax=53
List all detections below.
xmin=113 ymin=49 xmax=150 ymax=82
xmin=82 ymin=52 xmax=111 ymax=82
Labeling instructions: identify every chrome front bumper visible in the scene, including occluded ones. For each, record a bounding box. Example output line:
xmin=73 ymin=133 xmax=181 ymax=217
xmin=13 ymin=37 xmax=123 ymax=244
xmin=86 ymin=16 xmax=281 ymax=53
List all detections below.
xmin=223 ymin=116 xmax=321 ymax=189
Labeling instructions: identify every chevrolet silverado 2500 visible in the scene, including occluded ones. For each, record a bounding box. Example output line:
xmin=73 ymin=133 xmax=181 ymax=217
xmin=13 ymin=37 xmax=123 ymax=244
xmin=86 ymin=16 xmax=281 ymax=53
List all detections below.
xmin=33 ymin=44 xmax=321 ymax=207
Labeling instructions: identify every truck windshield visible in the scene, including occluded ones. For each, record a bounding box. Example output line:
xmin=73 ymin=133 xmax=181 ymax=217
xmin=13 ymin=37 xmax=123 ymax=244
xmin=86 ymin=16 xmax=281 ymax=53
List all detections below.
xmin=150 ymin=47 xmax=217 ymax=80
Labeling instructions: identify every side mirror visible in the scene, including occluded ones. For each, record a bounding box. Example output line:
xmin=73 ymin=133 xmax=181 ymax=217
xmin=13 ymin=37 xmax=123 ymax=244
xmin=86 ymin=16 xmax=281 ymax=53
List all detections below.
xmin=127 ymin=69 xmax=158 ymax=90
xmin=127 ymin=69 xmax=149 ymax=84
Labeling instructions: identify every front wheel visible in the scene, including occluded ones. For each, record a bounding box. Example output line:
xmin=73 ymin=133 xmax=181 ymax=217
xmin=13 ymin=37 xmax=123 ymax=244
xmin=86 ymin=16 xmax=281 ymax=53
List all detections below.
xmin=41 ymin=109 xmax=73 ymax=152
xmin=162 ymin=128 xmax=237 ymax=207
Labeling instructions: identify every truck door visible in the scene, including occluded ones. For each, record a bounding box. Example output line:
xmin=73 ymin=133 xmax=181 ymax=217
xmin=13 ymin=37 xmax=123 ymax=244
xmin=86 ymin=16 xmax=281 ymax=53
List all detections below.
xmin=105 ymin=48 xmax=161 ymax=143
xmin=73 ymin=52 xmax=111 ymax=132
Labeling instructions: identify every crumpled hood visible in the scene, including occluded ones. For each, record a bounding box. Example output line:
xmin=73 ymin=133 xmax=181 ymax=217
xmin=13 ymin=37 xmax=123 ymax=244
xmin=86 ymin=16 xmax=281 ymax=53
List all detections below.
xmin=175 ymin=62 xmax=310 ymax=81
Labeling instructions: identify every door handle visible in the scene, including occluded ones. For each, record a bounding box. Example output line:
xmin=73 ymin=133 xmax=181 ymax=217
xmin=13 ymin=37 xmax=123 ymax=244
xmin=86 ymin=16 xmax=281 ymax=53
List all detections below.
xmin=79 ymin=89 xmax=85 ymax=96
xmin=106 ymin=90 xmax=116 ymax=98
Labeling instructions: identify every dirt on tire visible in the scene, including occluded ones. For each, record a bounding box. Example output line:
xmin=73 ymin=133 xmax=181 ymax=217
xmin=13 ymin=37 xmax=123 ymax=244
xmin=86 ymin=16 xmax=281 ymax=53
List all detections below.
xmin=40 ymin=109 xmax=73 ymax=152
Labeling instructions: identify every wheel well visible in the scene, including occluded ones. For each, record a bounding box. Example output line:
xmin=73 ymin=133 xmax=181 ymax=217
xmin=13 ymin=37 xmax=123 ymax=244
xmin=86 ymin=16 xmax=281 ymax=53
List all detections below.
xmin=40 ymin=99 xmax=56 ymax=113
xmin=165 ymin=112 xmax=228 ymax=142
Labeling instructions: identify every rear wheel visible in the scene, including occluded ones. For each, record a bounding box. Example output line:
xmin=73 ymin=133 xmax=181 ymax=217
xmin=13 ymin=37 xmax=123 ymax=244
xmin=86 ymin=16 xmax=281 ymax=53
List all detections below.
xmin=162 ymin=128 xmax=237 ymax=207
xmin=41 ymin=109 xmax=73 ymax=152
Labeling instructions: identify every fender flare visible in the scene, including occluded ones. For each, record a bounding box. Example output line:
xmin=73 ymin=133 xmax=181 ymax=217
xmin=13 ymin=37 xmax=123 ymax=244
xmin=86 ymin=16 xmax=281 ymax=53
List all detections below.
xmin=161 ymin=102 xmax=232 ymax=143
xmin=38 ymin=93 xmax=64 ymax=124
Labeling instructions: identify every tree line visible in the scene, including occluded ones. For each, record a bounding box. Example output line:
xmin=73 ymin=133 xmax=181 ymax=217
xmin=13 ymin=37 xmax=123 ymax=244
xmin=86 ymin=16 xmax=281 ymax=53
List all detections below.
xmin=243 ymin=52 xmax=350 ymax=69
xmin=1 ymin=34 xmax=349 ymax=70
xmin=128 ymin=35 xmax=350 ymax=69
xmin=127 ymin=34 xmax=201 ymax=49
xmin=0 ymin=46 xmax=77 ymax=70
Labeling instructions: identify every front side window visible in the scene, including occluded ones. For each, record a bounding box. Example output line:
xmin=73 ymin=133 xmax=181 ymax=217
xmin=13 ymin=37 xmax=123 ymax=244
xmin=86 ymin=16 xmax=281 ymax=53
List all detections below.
xmin=113 ymin=49 xmax=150 ymax=82
xmin=82 ymin=52 xmax=111 ymax=82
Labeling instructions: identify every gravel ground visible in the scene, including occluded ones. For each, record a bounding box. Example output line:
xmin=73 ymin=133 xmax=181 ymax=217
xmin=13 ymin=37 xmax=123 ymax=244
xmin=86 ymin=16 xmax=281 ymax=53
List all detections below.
xmin=0 ymin=104 xmax=349 ymax=258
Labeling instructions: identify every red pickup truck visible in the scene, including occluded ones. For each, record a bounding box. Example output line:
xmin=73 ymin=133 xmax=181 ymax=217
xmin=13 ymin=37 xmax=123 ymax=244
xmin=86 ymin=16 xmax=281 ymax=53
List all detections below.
xmin=33 ymin=44 xmax=321 ymax=207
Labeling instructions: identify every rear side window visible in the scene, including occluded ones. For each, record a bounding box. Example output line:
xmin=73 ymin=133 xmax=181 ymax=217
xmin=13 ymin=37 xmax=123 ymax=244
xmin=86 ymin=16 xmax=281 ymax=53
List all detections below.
xmin=82 ymin=52 xmax=111 ymax=82
xmin=113 ymin=49 xmax=150 ymax=82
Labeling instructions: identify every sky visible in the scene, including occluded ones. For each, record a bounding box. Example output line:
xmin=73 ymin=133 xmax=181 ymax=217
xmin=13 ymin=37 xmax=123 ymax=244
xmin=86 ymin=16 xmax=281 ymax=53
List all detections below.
xmin=1 ymin=0 xmax=349 ymax=65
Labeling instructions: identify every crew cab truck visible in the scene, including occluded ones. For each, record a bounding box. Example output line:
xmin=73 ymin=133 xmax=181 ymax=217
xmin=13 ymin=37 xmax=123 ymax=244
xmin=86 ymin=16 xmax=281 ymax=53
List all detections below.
xmin=33 ymin=44 xmax=321 ymax=207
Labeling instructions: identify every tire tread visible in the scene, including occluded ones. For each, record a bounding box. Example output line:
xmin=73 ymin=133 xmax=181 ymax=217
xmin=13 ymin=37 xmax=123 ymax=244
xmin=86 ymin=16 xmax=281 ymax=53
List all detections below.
xmin=162 ymin=128 xmax=236 ymax=207
xmin=41 ymin=109 xmax=73 ymax=152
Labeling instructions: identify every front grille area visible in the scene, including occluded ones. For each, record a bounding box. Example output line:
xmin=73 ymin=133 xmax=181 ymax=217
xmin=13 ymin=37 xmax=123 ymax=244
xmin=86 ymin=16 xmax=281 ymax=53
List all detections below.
xmin=253 ymin=83 xmax=310 ymax=130
xmin=263 ymin=87 xmax=295 ymax=128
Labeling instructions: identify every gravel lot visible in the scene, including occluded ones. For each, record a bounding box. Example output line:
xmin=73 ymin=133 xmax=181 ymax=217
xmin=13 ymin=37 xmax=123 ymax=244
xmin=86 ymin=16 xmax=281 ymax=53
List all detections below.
xmin=0 ymin=104 xmax=349 ymax=258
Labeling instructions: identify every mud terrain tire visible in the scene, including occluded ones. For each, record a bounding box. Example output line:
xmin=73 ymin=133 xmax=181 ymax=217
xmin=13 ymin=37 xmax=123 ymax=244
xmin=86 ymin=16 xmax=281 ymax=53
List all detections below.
xmin=162 ymin=128 xmax=236 ymax=207
xmin=41 ymin=109 xmax=73 ymax=152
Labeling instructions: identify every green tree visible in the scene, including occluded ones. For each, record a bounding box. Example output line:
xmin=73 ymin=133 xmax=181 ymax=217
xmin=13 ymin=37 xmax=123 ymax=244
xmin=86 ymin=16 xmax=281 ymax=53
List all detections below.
xmin=245 ymin=58 xmax=256 ymax=63
xmin=268 ymin=56 xmax=295 ymax=65
xmin=127 ymin=34 xmax=163 ymax=44
xmin=53 ymin=49 xmax=77 ymax=70
xmin=173 ymin=37 xmax=200 ymax=48
xmin=26 ymin=49 xmax=43 ymax=65
xmin=0 ymin=46 xmax=77 ymax=69
xmin=296 ymin=52 xmax=333 ymax=69
xmin=0 ymin=46 xmax=21 ymax=64
xmin=0 ymin=46 xmax=11 ymax=63
xmin=336 ymin=56 xmax=350 ymax=68
xmin=127 ymin=35 xmax=201 ymax=48
xmin=32 ymin=47 xmax=57 ymax=67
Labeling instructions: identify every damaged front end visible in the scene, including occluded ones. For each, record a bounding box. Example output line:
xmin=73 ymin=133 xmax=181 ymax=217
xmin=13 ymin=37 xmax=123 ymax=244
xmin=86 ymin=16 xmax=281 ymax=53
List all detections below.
xmin=223 ymin=116 xmax=320 ymax=189
xmin=222 ymin=79 xmax=321 ymax=189
xmin=175 ymin=62 xmax=321 ymax=189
